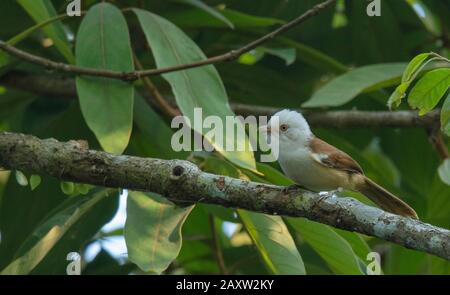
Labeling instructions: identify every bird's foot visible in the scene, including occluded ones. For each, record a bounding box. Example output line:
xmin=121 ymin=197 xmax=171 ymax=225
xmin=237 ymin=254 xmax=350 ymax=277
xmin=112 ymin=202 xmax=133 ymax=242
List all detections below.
xmin=318 ymin=188 xmax=343 ymax=202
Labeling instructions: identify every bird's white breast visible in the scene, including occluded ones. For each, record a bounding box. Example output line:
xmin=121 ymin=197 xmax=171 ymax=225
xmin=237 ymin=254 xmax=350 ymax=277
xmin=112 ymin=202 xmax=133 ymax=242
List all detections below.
xmin=278 ymin=146 xmax=348 ymax=192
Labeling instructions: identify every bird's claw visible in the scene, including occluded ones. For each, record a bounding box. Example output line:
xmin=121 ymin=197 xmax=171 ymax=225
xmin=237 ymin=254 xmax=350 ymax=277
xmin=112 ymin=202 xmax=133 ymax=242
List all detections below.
xmin=318 ymin=188 xmax=343 ymax=202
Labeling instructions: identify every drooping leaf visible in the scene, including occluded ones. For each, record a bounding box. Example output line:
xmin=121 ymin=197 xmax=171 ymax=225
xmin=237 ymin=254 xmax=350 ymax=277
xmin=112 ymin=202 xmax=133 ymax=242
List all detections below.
xmin=17 ymin=0 xmax=74 ymax=63
xmin=1 ymin=189 xmax=114 ymax=274
xmin=287 ymin=218 xmax=364 ymax=274
xmin=438 ymin=159 xmax=450 ymax=186
xmin=30 ymin=190 xmax=119 ymax=275
xmin=238 ymin=210 xmax=306 ymax=274
xmin=408 ymin=68 xmax=450 ymax=115
xmin=173 ymin=0 xmax=234 ymax=28
xmin=200 ymin=155 xmax=305 ymax=274
xmin=76 ymin=3 xmax=134 ymax=154
xmin=303 ymin=63 xmax=406 ymax=107
xmin=125 ymin=191 xmax=194 ymax=274
xmin=133 ymin=9 xmax=256 ymax=172
xmin=333 ymin=228 xmax=371 ymax=262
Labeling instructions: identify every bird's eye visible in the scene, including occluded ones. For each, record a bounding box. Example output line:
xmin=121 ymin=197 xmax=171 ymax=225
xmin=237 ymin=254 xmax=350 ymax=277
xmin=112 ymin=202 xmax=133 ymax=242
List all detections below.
xmin=280 ymin=124 xmax=288 ymax=132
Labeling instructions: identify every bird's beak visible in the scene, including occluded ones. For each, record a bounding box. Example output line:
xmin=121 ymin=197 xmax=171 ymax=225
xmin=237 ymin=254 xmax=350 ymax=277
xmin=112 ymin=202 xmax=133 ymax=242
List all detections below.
xmin=259 ymin=125 xmax=271 ymax=133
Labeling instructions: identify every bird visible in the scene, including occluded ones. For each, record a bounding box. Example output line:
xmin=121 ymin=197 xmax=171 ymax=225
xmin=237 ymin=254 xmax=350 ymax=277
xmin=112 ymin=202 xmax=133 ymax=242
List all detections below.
xmin=261 ymin=109 xmax=418 ymax=219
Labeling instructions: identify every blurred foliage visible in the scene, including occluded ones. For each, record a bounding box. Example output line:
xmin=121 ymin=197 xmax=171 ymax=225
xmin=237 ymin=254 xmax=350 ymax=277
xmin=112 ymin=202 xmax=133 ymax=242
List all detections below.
xmin=0 ymin=0 xmax=449 ymax=275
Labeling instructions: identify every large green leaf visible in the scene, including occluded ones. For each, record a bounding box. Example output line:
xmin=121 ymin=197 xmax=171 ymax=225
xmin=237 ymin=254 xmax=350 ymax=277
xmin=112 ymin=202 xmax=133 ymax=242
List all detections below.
xmin=125 ymin=191 xmax=194 ymax=274
xmin=303 ymin=63 xmax=407 ymax=107
xmin=333 ymin=228 xmax=371 ymax=262
xmin=287 ymin=218 xmax=364 ymax=275
xmin=200 ymin=156 xmax=305 ymax=274
xmin=17 ymin=0 xmax=74 ymax=63
xmin=133 ymin=9 xmax=256 ymax=172
xmin=76 ymin=3 xmax=134 ymax=154
xmin=408 ymin=68 xmax=450 ymax=115
xmin=1 ymin=189 xmax=114 ymax=275
xmin=238 ymin=210 xmax=306 ymax=274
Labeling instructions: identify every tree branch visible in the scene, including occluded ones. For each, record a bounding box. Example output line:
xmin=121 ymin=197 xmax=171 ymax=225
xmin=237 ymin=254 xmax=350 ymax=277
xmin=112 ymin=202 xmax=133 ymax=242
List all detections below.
xmin=0 ymin=71 xmax=440 ymax=129
xmin=0 ymin=131 xmax=448 ymax=260
xmin=0 ymin=0 xmax=336 ymax=81
xmin=232 ymin=103 xmax=441 ymax=129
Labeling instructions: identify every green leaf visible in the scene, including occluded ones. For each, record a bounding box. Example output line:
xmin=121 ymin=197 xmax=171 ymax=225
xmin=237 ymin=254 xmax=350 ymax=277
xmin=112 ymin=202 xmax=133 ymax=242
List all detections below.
xmin=125 ymin=191 xmax=194 ymax=274
xmin=401 ymin=53 xmax=432 ymax=83
xmin=0 ymin=189 xmax=113 ymax=274
xmin=387 ymin=82 xmax=410 ymax=110
xmin=76 ymin=3 xmax=134 ymax=154
xmin=438 ymin=159 xmax=450 ymax=186
xmin=287 ymin=218 xmax=364 ymax=274
xmin=199 ymin=156 xmax=305 ymax=274
xmin=17 ymin=0 xmax=74 ymax=63
xmin=15 ymin=170 xmax=28 ymax=186
xmin=303 ymin=63 xmax=407 ymax=107
xmin=440 ymin=93 xmax=450 ymax=136
xmin=60 ymin=181 xmax=74 ymax=195
xmin=333 ymin=228 xmax=371 ymax=262
xmin=29 ymin=175 xmax=41 ymax=191
xmin=133 ymin=9 xmax=256 ymax=172
xmin=173 ymin=0 xmax=234 ymax=29
xmin=165 ymin=7 xmax=284 ymax=28
xmin=238 ymin=210 xmax=306 ymax=274
xmin=408 ymin=68 xmax=450 ymax=115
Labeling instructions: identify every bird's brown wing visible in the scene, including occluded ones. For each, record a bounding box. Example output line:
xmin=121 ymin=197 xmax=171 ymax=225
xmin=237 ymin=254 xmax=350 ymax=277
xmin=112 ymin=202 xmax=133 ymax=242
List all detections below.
xmin=309 ymin=137 xmax=364 ymax=174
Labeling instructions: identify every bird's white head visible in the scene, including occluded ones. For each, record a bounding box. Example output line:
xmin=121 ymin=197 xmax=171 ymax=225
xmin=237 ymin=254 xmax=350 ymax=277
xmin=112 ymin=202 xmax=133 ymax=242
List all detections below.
xmin=263 ymin=109 xmax=313 ymax=151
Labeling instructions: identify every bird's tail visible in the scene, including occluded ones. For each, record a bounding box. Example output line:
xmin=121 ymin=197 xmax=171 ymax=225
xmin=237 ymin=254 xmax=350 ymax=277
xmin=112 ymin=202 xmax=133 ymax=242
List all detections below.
xmin=355 ymin=176 xmax=418 ymax=219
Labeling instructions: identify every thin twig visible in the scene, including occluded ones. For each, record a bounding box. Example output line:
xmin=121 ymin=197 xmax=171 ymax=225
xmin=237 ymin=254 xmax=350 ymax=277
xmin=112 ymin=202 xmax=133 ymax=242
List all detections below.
xmin=427 ymin=124 xmax=449 ymax=160
xmin=0 ymin=0 xmax=337 ymax=81
xmin=133 ymin=55 xmax=181 ymax=117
